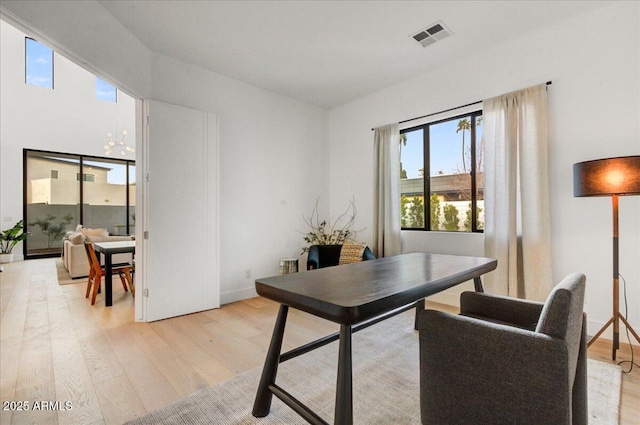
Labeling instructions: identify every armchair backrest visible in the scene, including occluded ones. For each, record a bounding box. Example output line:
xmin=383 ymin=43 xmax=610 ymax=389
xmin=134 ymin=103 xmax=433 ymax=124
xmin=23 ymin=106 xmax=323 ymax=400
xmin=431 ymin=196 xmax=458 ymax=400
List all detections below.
xmin=314 ymin=244 xmax=343 ymax=268
xmin=307 ymin=244 xmax=376 ymax=270
xmin=535 ymin=272 xmax=586 ymax=388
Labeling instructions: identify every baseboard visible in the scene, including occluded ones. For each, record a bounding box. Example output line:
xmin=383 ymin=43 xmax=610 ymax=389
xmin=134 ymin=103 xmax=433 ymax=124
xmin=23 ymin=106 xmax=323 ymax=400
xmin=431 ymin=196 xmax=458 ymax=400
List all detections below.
xmin=427 ymin=291 xmax=461 ymax=307
xmin=221 ymin=286 xmax=258 ymax=305
xmin=587 ymin=316 xmax=640 ymax=345
xmin=587 ymin=317 xmax=612 ymax=341
xmin=425 ymin=280 xmax=476 ymax=308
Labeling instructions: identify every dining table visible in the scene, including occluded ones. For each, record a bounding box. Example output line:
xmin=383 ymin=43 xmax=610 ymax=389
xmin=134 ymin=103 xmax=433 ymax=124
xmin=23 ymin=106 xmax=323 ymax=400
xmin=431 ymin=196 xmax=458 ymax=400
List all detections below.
xmin=92 ymin=240 xmax=135 ymax=307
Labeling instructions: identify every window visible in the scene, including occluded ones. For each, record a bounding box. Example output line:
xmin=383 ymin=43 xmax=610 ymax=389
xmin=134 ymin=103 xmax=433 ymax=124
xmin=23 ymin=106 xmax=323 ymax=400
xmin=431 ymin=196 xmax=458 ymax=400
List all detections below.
xmin=25 ymin=150 xmax=135 ymax=258
xmin=76 ymin=173 xmax=95 ymax=182
xmin=96 ymin=77 xmax=117 ymax=103
xmin=25 ymin=38 xmax=53 ymax=89
xmin=400 ymin=111 xmax=484 ymax=232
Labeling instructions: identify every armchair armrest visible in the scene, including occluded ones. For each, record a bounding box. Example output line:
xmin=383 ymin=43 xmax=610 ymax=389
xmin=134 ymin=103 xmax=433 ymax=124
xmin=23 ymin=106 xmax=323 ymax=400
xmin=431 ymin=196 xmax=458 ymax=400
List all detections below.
xmin=307 ymin=245 xmax=319 ymax=270
xmin=418 ymin=309 xmax=571 ymax=424
xmin=460 ymin=291 xmax=544 ymax=331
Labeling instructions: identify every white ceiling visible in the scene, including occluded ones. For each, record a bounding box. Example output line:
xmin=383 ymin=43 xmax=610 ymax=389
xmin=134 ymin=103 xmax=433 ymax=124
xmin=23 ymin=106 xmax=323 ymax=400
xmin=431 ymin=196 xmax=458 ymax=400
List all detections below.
xmin=98 ymin=0 xmax=609 ymax=109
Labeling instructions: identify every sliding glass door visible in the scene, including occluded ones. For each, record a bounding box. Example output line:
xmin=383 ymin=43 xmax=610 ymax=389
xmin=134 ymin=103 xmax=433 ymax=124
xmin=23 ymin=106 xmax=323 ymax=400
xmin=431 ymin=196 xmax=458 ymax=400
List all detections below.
xmin=128 ymin=163 xmax=136 ymax=236
xmin=24 ymin=151 xmax=80 ymax=256
xmin=82 ymin=159 xmax=132 ymax=236
xmin=24 ymin=149 xmax=135 ymax=258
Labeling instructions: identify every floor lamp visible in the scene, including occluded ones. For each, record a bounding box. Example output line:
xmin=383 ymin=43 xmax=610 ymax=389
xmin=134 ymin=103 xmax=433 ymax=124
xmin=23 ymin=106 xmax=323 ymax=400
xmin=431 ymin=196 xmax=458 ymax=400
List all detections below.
xmin=573 ymin=155 xmax=640 ymax=360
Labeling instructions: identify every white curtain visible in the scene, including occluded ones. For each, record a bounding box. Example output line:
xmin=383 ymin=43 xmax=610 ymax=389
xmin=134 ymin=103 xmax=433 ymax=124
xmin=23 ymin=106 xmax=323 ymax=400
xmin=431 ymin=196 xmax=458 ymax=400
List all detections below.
xmin=373 ymin=123 xmax=401 ymax=257
xmin=483 ymin=84 xmax=552 ymax=301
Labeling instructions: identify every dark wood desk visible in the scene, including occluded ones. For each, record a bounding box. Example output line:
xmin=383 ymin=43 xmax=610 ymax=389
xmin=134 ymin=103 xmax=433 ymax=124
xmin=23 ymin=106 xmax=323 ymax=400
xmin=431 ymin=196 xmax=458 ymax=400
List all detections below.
xmin=93 ymin=241 xmax=135 ymax=307
xmin=252 ymin=252 xmax=497 ymax=425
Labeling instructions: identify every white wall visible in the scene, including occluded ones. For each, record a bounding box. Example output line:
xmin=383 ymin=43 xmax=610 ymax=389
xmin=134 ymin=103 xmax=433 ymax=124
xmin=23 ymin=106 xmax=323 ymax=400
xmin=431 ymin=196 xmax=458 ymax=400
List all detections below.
xmin=0 ymin=0 xmax=152 ymax=99
xmin=0 ymin=2 xmax=329 ymax=304
xmin=151 ymin=55 xmax=329 ymax=303
xmin=2 ymin=1 xmax=638 ymax=332
xmin=329 ymin=2 xmax=640 ymax=336
xmin=0 ymin=21 xmax=135 ymax=260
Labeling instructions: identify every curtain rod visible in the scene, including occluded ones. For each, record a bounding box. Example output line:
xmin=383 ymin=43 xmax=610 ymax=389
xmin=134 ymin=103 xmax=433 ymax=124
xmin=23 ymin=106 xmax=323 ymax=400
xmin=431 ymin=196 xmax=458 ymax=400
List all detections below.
xmin=372 ymin=80 xmax=552 ymax=131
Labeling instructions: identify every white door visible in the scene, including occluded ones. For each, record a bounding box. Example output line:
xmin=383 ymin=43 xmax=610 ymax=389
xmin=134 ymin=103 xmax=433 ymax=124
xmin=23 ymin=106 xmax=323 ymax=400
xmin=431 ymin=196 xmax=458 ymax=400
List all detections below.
xmin=139 ymin=100 xmax=219 ymax=321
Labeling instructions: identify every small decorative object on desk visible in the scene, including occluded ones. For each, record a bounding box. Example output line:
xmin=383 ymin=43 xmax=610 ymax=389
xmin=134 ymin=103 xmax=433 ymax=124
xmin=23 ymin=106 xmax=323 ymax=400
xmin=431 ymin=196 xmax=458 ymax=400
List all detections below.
xmin=280 ymin=258 xmax=298 ymax=274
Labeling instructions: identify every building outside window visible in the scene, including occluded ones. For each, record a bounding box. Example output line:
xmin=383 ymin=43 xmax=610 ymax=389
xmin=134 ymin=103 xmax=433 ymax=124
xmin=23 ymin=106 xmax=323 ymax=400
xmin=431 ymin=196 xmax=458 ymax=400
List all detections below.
xmin=25 ymin=37 xmax=53 ymax=89
xmin=25 ymin=150 xmax=135 ymax=258
xmin=400 ymin=111 xmax=484 ymax=232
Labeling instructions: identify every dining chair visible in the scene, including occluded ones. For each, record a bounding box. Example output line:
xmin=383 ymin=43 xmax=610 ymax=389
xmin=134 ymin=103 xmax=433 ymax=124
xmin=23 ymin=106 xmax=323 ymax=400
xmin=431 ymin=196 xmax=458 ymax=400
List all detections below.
xmin=83 ymin=242 xmax=135 ymax=305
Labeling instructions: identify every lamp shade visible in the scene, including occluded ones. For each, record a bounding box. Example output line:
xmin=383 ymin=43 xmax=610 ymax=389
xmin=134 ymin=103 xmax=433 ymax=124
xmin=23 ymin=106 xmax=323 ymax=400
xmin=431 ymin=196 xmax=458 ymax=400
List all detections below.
xmin=573 ymin=156 xmax=640 ymax=197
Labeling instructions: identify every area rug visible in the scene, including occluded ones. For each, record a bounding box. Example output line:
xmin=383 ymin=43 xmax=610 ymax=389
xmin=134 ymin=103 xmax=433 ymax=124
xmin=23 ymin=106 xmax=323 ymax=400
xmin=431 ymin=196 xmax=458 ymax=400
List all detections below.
xmin=125 ymin=312 xmax=621 ymax=425
xmin=56 ymin=258 xmax=79 ymax=285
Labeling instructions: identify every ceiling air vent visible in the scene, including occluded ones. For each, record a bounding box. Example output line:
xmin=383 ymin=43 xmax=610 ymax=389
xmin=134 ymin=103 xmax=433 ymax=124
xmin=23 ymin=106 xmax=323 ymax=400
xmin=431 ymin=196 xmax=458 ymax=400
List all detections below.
xmin=411 ymin=21 xmax=453 ymax=48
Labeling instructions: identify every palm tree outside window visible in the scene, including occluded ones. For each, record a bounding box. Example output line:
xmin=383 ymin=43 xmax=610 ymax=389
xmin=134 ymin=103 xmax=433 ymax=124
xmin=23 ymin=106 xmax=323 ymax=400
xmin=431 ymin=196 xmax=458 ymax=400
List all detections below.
xmin=399 ymin=111 xmax=484 ymax=232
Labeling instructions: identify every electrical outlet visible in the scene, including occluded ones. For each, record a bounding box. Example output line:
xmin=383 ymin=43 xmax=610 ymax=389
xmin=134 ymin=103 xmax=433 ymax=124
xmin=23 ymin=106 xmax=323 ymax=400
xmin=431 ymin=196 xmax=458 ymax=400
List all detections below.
xmin=245 ymin=269 xmax=252 ymax=279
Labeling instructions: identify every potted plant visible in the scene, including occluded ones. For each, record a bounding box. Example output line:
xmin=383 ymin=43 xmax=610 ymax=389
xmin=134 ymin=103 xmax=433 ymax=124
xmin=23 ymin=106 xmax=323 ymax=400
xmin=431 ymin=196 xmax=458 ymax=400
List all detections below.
xmin=300 ymin=198 xmax=360 ymax=255
xmin=1 ymin=220 xmax=30 ymax=263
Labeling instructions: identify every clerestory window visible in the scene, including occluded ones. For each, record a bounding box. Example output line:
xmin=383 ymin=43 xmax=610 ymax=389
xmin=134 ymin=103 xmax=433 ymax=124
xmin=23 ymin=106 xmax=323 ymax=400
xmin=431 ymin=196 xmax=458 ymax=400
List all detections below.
xmin=96 ymin=77 xmax=117 ymax=103
xmin=25 ymin=37 xmax=54 ymax=89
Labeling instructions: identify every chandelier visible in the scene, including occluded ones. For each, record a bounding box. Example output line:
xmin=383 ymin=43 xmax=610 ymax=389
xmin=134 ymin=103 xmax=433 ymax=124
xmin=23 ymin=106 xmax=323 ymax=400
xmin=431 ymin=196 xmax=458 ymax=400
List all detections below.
xmin=104 ymin=130 xmax=134 ymax=156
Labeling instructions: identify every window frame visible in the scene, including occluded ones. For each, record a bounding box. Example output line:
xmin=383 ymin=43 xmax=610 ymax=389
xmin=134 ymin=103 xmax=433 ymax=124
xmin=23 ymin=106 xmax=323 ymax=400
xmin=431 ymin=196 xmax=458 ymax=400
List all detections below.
xmin=76 ymin=173 xmax=96 ymax=182
xmin=24 ymin=37 xmax=54 ymax=89
xmin=23 ymin=149 xmax=135 ymax=259
xmin=95 ymin=76 xmax=118 ymax=103
xmin=400 ymin=110 xmax=483 ymax=232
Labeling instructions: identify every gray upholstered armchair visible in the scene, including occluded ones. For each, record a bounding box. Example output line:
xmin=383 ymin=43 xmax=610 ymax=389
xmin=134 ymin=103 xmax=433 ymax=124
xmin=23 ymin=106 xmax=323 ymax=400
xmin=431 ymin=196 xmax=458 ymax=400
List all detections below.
xmin=417 ymin=273 xmax=587 ymax=425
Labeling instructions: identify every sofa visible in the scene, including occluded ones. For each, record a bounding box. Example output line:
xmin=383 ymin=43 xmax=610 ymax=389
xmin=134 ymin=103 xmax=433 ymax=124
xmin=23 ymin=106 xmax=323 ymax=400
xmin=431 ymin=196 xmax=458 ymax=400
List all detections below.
xmin=62 ymin=226 xmax=134 ymax=278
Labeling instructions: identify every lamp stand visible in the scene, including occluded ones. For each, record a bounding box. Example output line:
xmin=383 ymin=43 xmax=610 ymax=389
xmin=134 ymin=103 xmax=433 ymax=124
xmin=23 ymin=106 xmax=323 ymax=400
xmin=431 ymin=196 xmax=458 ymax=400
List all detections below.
xmin=587 ymin=195 xmax=640 ymax=360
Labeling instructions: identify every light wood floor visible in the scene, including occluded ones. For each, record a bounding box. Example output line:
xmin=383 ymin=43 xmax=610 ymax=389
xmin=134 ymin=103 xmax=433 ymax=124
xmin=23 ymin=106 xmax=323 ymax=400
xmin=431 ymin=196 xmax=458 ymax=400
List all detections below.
xmin=1 ymin=258 xmax=638 ymax=424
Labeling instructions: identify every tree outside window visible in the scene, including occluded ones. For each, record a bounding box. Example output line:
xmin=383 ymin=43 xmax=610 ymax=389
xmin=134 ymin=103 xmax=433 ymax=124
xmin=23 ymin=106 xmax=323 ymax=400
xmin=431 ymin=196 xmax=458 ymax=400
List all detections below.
xmin=399 ymin=111 xmax=483 ymax=232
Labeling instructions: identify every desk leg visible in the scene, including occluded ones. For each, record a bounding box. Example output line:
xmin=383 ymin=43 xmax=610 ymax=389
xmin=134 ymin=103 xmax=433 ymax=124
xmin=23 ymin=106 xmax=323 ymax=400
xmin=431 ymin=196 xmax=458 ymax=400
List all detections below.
xmin=474 ymin=277 xmax=484 ymax=292
xmin=253 ymin=304 xmax=289 ymax=417
xmin=414 ymin=299 xmax=425 ymax=330
xmin=334 ymin=324 xmax=353 ymax=425
xmin=105 ymin=253 xmax=113 ymax=307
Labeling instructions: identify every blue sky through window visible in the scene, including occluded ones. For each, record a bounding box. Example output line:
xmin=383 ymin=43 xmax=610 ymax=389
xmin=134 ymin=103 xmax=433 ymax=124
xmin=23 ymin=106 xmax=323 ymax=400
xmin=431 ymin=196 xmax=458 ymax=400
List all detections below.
xmin=96 ymin=77 xmax=117 ymax=102
xmin=83 ymin=160 xmax=134 ymax=185
xmin=402 ymin=122 xmax=462 ymax=178
xmin=25 ymin=38 xmax=53 ymax=89
xmin=401 ymin=115 xmax=483 ymax=178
